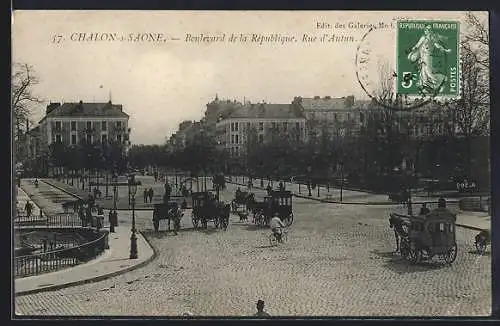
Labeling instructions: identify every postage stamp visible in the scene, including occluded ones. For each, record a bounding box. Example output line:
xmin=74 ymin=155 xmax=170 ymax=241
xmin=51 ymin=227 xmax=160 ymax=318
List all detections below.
xmin=396 ymin=21 xmax=460 ymax=98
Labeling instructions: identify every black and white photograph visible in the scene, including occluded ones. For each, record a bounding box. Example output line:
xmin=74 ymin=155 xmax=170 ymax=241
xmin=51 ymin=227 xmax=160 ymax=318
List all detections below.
xmin=12 ymin=10 xmax=491 ymax=317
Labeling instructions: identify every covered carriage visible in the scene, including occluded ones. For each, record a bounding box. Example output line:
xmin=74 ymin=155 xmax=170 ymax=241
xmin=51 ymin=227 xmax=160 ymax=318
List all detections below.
xmin=231 ymin=190 xmax=254 ymax=213
xmin=253 ymin=190 xmax=294 ymax=227
xmin=191 ymin=191 xmax=230 ymax=230
xmin=390 ymin=208 xmax=458 ymax=265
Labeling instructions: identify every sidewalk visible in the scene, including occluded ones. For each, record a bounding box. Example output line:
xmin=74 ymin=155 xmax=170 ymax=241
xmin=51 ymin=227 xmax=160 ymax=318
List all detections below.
xmin=455 ymin=211 xmax=491 ymax=231
xmin=15 ymin=180 xmax=156 ymax=295
xmin=15 ymin=225 xmax=155 ymax=295
xmin=15 ymin=187 xmax=46 ymax=220
xmin=225 ymin=176 xmax=490 ymax=231
xmin=225 ymin=176 xmax=458 ymax=205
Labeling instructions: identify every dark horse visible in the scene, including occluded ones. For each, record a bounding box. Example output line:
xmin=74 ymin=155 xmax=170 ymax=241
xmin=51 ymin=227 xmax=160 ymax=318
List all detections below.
xmin=216 ymin=202 xmax=231 ymax=230
xmin=389 ymin=214 xmax=409 ymax=253
xmin=153 ymin=201 xmax=186 ymax=234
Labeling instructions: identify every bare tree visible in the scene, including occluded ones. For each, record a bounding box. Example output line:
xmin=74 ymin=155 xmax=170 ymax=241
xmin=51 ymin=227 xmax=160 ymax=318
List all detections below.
xmin=464 ymin=12 xmax=489 ymax=69
xmin=376 ymin=57 xmax=396 ymax=104
xmin=12 ymin=63 xmax=43 ymax=135
xmin=454 ymin=45 xmax=490 ymax=137
xmin=450 ymin=12 xmax=490 ymax=182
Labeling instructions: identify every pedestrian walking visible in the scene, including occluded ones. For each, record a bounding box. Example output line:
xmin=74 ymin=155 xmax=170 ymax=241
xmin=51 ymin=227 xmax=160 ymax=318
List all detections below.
xmin=79 ymin=205 xmax=87 ymax=227
xmin=149 ymin=187 xmax=154 ymax=203
xmin=108 ymin=209 xmax=118 ymax=232
xmin=254 ymin=300 xmax=270 ymax=317
xmin=143 ymin=188 xmax=148 ymax=203
xmin=25 ymin=201 xmax=33 ymax=218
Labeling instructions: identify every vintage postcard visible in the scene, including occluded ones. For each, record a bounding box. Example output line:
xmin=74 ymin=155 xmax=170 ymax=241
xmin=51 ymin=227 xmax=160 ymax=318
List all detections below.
xmin=12 ymin=10 xmax=491 ymax=317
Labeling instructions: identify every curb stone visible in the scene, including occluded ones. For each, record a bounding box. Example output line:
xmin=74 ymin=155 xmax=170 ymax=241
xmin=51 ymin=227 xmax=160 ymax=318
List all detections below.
xmin=15 ymin=231 xmax=158 ymax=296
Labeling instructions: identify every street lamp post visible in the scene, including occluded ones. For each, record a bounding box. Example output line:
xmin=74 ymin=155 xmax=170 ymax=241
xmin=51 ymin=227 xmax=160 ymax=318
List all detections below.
xmin=339 ymin=128 xmax=346 ymax=203
xmin=113 ymin=173 xmax=118 ymax=210
xmin=128 ymin=174 xmax=138 ymax=259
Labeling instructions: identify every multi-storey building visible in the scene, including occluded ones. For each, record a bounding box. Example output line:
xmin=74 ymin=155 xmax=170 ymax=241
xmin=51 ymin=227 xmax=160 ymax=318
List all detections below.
xmin=32 ymin=101 xmax=131 ymax=159
xmin=292 ymin=95 xmax=371 ymax=142
xmin=215 ymin=102 xmax=306 ymax=157
xmin=294 ymin=95 xmax=455 ymax=141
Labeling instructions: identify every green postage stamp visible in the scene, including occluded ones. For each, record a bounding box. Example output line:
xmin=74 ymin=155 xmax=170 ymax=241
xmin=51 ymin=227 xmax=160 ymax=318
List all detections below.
xmin=397 ymin=21 xmax=460 ymax=98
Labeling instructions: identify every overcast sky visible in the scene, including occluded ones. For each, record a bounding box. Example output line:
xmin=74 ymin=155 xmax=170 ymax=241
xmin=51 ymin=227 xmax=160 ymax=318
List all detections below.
xmin=12 ymin=10 xmax=485 ymax=144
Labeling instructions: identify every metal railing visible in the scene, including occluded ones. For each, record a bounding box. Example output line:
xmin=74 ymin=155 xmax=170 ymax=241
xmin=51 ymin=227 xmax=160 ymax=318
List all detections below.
xmin=14 ymin=229 xmax=109 ymax=278
xmin=14 ymin=213 xmax=82 ymax=228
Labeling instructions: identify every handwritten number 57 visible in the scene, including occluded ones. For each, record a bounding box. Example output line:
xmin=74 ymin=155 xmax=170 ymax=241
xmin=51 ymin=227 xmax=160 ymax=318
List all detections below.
xmin=52 ymin=35 xmax=63 ymax=44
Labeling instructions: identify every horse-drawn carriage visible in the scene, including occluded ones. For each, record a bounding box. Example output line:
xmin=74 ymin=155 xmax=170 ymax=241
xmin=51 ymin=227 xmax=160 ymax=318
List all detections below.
xmin=389 ymin=209 xmax=457 ymax=265
xmin=252 ymin=190 xmax=294 ymax=227
xmin=231 ymin=190 xmax=254 ymax=213
xmin=388 ymin=189 xmax=410 ymax=203
xmin=152 ymin=197 xmax=187 ymax=233
xmin=191 ymin=191 xmax=230 ymax=230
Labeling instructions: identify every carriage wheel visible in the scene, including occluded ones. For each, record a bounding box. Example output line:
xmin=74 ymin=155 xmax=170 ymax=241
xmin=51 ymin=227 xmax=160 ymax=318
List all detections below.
xmin=444 ymin=242 xmax=458 ymax=264
xmin=280 ymin=232 xmax=288 ymax=244
xmin=285 ymin=212 xmax=294 ymax=226
xmin=475 ymin=239 xmax=487 ymax=255
xmin=269 ymin=233 xmax=278 ymax=246
xmin=408 ymin=246 xmax=421 ymax=264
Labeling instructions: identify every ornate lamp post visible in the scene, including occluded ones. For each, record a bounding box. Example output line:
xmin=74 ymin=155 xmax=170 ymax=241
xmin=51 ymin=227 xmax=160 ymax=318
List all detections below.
xmin=128 ymin=174 xmax=138 ymax=259
xmin=339 ymin=128 xmax=346 ymax=203
xmin=113 ymin=172 xmax=118 ymax=210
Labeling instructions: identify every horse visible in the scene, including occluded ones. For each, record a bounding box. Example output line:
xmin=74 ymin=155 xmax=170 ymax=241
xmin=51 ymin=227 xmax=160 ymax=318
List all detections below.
xmin=216 ymin=202 xmax=231 ymax=230
xmin=389 ymin=214 xmax=409 ymax=253
xmin=153 ymin=202 xmax=183 ymax=233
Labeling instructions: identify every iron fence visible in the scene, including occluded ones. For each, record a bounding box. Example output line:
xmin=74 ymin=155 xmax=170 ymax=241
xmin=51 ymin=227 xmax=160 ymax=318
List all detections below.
xmin=14 ymin=213 xmax=83 ymax=228
xmin=14 ymin=229 xmax=109 ymax=278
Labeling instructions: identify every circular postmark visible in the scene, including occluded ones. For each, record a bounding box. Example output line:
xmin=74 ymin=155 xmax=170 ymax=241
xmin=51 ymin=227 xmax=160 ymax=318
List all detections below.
xmin=355 ymin=22 xmax=460 ymax=111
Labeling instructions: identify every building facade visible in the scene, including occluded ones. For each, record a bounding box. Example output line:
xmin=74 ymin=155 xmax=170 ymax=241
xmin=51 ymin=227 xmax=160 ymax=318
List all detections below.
xmin=37 ymin=101 xmax=130 ymax=149
xmin=216 ymin=103 xmax=306 ymax=157
xmin=26 ymin=101 xmax=131 ymax=175
xmin=294 ymin=95 xmax=455 ymax=142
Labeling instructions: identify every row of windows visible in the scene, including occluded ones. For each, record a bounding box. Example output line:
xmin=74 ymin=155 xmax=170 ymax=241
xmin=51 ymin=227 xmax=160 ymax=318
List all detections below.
xmin=55 ymin=120 xmax=123 ymax=132
xmin=229 ymin=133 xmax=302 ymax=145
xmin=55 ymin=133 xmax=123 ymax=145
xmin=229 ymin=121 xmax=302 ymax=132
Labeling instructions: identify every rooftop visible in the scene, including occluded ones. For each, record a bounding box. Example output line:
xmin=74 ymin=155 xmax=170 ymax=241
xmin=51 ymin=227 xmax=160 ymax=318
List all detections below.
xmin=42 ymin=101 xmax=129 ymax=121
xmin=224 ymin=103 xmax=304 ymax=120
xmin=298 ymin=96 xmax=355 ymax=111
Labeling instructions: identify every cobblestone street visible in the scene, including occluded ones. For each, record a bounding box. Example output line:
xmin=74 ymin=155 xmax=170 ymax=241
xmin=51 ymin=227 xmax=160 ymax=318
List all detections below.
xmin=15 ymin=178 xmax=491 ymax=316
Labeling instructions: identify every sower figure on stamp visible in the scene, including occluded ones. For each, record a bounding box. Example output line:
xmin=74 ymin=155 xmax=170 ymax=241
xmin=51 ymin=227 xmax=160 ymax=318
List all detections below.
xmin=407 ymin=25 xmax=452 ymax=94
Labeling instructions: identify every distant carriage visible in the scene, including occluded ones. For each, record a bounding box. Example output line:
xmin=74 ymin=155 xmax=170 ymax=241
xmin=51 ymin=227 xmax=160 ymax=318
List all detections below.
xmin=389 ymin=210 xmax=457 ymax=265
xmin=191 ymin=191 xmax=230 ymax=230
xmin=251 ymin=190 xmax=294 ymax=227
xmin=152 ymin=200 xmax=186 ymax=233
xmin=231 ymin=191 xmax=254 ymax=213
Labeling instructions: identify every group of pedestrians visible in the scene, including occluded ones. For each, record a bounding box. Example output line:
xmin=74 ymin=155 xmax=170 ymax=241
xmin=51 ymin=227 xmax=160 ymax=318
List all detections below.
xmin=143 ymin=187 xmax=154 ymax=203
